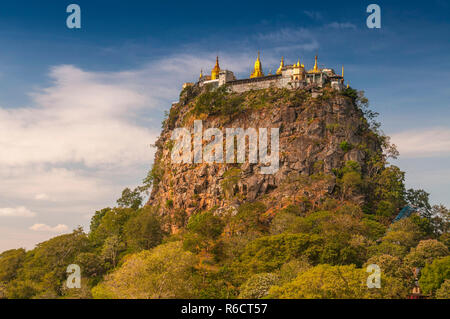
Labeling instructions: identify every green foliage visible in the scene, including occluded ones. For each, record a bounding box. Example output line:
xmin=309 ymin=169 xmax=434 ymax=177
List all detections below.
xmin=419 ymin=256 xmax=450 ymax=295
xmin=361 ymin=218 xmax=387 ymax=240
xmin=335 ymin=161 xmax=363 ymax=200
xmin=267 ymin=264 xmax=369 ymax=299
xmin=232 ymin=202 xmax=267 ymax=234
xmin=339 ymin=141 xmax=352 ymax=152
xmin=166 ymin=199 xmax=174 ymax=208
xmin=435 ymin=279 xmax=450 ymax=299
xmin=193 ymin=86 xmax=245 ymax=116
xmin=124 ymin=206 xmax=165 ymax=251
xmin=143 ymin=160 xmax=165 ymax=190
xmin=117 ymin=187 xmax=143 ymax=210
xmin=89 ymin=208 xmax=110 ymax=234
xmin=74 ymin=252 xmax=105 ymax=279
xmin=373 ymin=166 xmax=406 ymax=216
xmin=187 ymin=210 xmax=225 ymax=241
xmin=268 ymin=263 xmax=410 ymax=299
xmin=404 ymin=239 xmax=449 ymax=268
xmin=238 ymin=273 xmax=279 ymax=299
xmin=341 ymin=87 xmax=358 ymax=102
xmin=270 ymin=210 xmax=302 ymax=235
xmin=7 ymin=228 xmax=90 ymax=299
xmin=406 ymin=189 xmax=432 ymax=218
xmin=92 ymin=241 xmax=198 ymax=299
xmin=277 ymin=258 xmax=312 ymax=284
xmin=89 ymin=207 xmax=135 ymax=247
xmin=183 ymin=210 xmax=225 ymax=254
xmin=0 ymin=249 xmax=26 ymax=283
xmin=236 ymin=233 xmax=322 ymax=274
xmin=365 ymin=254 xmax=411 ymax=280
xmin=221 ymin=168 xmax=241 ymax=198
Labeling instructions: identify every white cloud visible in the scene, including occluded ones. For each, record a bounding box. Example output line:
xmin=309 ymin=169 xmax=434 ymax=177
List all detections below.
xmin=0 ymin=65 xmax=157 ymax=168
xmin=303 ymin=11 xmax=323 ymax=21
xmin=29 ymin=223 xmax=69 ymax=233
xmin=0 ymin=206 xmax=36 ymax=217
xmin=34 ymin=193 xmax=50 ymax=200
xmin=391 ymin=128 xmax=450 ymax=158
xmin=325 ymin=22 xmax=357 ymax=30
xmin=256 ymin=28 xmax=319 ymax=53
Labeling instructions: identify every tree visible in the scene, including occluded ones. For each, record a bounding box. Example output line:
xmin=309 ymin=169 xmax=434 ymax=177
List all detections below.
xmin=430 ymin=204 xmax=449 ymax=237
xmin=232 ymin=202 xmax=267 ymax=234
xmin=238 ymin=273 xmax=279 ymax=299
xmin=89 ymin=207 xmax=111 ymax=233
xmin=404 ymin=239 xmax=448 ymax=268
xmin=382 ymin=218 xmax=424 ymax=249
xmin=419 ymin=256 xmax=450 ymax=295
xmin=435 ymin=279 xmax=450 ymax=299
xmin=0 ymin=248 xmax=26 ymax=282
xmin=183 ymin=210 xmax=225 ymax=253
xmin=406 ymin=189 xmax=431 ymax=218
xmin=89 ymin=207 xmax=135 ymax=246
xmin=277 ymin=258 xmax=311 ymax=284
xmin=365 ymin=254 xmax=411 ymax=280
xmin=6 ymin=228 xmax=90 ymax=298
xmin=336 ymin=161 xmax=363 ymax=200
xmin=92 ymin=241 xmax=198 ymax=299
xmin=268 ymin=263 xmax=410 ymax=299
xmin=117 ymin=187 xmax=143 ymax=210
xmin=235 ymin=233 xmax=321 ymax=275
xmin=124 ymin=207 xmax=164 ymax=251
xmin=101 ymin=235 xmax=125 ymax=269
xmin=373 ymin=166 xmax=406 ymax=217
xmin=267 ymin=264 xmax=370 ymax=299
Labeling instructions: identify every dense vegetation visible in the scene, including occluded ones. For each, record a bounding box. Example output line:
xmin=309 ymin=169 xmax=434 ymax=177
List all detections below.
xmin=0 ymin=87 xmax=449 ymax=299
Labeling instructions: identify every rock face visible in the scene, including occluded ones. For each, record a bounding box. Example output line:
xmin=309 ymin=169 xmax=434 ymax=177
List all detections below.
xmin=147 ymin=86 xmax=381 ymax=228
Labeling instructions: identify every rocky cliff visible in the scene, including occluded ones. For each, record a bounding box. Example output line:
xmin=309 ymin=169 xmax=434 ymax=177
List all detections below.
xmin=147 ymin=85 xmax=382 ymax=229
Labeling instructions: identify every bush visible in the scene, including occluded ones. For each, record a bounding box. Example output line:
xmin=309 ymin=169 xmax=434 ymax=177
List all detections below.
xmin=237 ymin=233 xmax=322 ymax=273
xmin=238 ymin=273 xmax=279 ymax=299
xmin=419 ymin=256 xmax=450 ymax=295
xmin=436 ymin=279 xmax=450 ymax=299
xmin=193 ymin=86 xmax=245 ymax=116
xmin=92 ymin=242 xmax=198 ymax=299
xmin=267 ymin=264 xmax=369 ymax=299
xmin=339 ymin=141 xmax=352 ymax=152
xmin=187 ymin=210 xmax=224 ymax=241
xmin=404 ymin=239 xmax=449 ymax=268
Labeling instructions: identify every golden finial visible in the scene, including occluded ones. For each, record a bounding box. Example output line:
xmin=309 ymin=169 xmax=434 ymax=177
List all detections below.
xmin=342 ymin=65 xmax=344 ymax=78
xmin=211 ymin=56 xmax=220 ymax=80
xmin=308 ymin=55 xmax=320 ymax=74
xmin=199 ymin=69 xmax=203 ymax=79
xmin=347 ymin=82 xmax=350 ymax=89
xmin=276 ymin=57 xmax=284 ymax=74
xmin=250 ymin=51 xmax=264 ymax=78
xmin=297 ymin=59 xmax=300 ymax=67
xmin=313 ymin=55 xmax=319 ymax=72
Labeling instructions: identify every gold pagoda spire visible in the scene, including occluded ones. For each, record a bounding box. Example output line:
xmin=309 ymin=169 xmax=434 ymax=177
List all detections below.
xmin=341 ymin=65 xmax=344 ymax=83
xmin=199 ymin=69 xmax=203 ymax=79
xmin=313 ymin=55 xmax=319 ymax=72
xmin=211 ymin=56 xmax=220 ymax=80
xmin=250 ymin=52 xmax=264 ymax=78
xmin=276 ymin=56 xmax=284 ymax=74
xmin=308 ymin=55 xmax=320 ymax=74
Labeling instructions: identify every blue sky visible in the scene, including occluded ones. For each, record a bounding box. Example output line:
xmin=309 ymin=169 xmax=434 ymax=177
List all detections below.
xmin=0 ymin=0 xmax=449 ymax=252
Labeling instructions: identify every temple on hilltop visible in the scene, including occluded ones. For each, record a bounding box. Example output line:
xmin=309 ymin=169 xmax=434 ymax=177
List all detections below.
xmin=192 ymin=53 xmax=347 ymax=93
